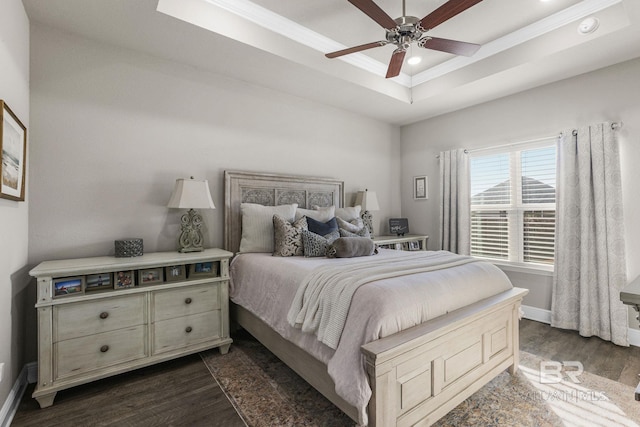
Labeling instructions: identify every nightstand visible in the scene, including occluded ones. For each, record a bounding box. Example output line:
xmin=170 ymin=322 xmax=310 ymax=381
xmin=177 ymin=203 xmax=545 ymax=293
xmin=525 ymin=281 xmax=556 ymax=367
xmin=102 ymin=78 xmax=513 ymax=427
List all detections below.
xmin=373 ymin=234 xmax=429 ymax=251
xmin=30 ymin=248 xmax=233 ymax=408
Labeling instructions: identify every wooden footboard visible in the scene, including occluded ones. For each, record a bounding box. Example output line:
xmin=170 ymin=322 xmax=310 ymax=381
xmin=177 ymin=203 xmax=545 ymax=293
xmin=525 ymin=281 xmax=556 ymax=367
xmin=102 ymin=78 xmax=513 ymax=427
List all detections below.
xmin=231 ymin=287 xmax=527 ymax=427
xmin=362 ymin=287 xmax=528 ymax=427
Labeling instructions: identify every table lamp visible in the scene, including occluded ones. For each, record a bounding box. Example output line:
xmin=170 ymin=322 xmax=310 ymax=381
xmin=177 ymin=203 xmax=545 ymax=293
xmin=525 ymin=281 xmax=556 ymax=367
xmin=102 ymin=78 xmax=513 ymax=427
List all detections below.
xmin=355 ymin=189 xmax=380 ymax=238
xmin=167 ymin=177 xmax=215 ymax=253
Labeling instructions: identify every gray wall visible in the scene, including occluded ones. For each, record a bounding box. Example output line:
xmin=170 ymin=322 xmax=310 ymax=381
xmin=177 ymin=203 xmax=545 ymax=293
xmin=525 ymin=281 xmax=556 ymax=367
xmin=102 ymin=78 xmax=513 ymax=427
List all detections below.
xmin=26 ymin=23 xmax=401 ymax=359
xmin=0 ymin=0 xmax=30 ymax=408
xmin=400 ymin=57 xmax=640 ymax=319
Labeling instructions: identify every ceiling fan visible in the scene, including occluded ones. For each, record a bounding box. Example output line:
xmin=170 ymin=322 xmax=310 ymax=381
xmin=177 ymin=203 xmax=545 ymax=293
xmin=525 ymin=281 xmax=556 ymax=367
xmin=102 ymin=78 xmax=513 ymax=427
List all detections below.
xmin=326 ymin=0 xmax=484 ymax=78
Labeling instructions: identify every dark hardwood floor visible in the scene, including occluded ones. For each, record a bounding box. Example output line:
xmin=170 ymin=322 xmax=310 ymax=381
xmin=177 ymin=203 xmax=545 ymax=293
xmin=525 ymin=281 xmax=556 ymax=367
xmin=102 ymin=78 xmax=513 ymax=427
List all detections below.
xmin=11 ymin=320 xmax=640 ymax=426
xmin=11 ymin=353 xmax=246 ymax=427
xmin=519 ymin=318 xmax=640 ymax=387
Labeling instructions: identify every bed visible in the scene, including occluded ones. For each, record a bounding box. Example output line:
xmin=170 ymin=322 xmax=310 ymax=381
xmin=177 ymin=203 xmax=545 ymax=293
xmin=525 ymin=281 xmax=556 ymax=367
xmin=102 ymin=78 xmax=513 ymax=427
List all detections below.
xmin=224 ymin=170 xmax=528 ymax=427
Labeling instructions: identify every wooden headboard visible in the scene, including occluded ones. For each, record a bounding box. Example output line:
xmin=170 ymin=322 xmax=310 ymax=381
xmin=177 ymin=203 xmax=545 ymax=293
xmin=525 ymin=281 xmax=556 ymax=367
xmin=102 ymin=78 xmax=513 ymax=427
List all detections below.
xmin=224 ymin=171 xmax=344 ymax=253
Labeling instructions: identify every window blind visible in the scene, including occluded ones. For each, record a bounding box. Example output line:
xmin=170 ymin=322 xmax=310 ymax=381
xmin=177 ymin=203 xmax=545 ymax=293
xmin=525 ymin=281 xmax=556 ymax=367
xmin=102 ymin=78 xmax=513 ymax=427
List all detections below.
xmin=471 ymin=211 xmax=509 ymax=259
xmin=523 ymin=210 xmax=555 ymax=264
xmin=470 ymin=142 xmax=556 ymax=266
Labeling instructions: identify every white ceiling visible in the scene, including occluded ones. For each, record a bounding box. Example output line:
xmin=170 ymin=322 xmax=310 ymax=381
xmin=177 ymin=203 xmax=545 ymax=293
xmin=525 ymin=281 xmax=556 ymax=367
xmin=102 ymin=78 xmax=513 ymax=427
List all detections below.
xmin=22 ymin=0 xmax=640 ymax=125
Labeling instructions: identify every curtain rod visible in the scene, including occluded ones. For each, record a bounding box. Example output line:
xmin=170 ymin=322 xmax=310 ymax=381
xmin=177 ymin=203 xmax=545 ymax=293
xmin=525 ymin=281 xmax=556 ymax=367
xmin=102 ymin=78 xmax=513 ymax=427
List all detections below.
xmin=436 ymin=122 xmax=622 ymax=158
xmin=571 ymin=121 xmax=622 ymax=136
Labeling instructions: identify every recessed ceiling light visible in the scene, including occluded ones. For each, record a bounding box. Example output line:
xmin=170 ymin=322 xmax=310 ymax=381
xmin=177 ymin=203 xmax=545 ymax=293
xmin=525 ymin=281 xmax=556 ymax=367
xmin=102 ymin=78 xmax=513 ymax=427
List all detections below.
xmin=407 ymin=56 xmax=422 ymax=65
xmin=578 ymin=17 xmax=600 ymax=34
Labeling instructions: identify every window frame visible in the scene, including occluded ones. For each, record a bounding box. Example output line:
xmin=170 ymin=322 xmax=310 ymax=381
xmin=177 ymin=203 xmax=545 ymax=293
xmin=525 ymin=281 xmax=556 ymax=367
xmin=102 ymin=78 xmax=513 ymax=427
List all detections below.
xmin=469 ymin=139 xmax=556 ymax=271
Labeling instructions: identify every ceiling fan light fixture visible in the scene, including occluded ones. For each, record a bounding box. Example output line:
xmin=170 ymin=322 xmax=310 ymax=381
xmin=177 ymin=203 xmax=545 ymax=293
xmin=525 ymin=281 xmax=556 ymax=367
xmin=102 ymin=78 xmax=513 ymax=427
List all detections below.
xmin=578 ymin=17 xmax=599 ymax=35
xmin=326 ymin=0 xmax=484 ymax=79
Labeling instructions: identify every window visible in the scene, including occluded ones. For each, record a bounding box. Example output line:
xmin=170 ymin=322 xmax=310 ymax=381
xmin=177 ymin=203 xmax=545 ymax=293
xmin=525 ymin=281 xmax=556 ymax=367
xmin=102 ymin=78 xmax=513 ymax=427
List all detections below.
xmin=470 ymin=140 xmax=556 ymax=266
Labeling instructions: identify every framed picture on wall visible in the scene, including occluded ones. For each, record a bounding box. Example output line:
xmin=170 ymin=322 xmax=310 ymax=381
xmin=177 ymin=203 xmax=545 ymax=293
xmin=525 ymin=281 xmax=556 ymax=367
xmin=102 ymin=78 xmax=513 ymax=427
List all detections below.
xmin=0 ymin=100 xmax=27 ymax=201
xmin=414 ymin=176 xmax=428 ymax=200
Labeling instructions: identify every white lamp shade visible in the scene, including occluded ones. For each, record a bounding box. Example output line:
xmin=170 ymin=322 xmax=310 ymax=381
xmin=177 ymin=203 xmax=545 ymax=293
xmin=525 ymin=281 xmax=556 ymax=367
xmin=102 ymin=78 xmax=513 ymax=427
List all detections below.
xmin=167 ymin=178 xmax=215 ymax=209
xmin=355 ymin=190 xmax=380 ymax=211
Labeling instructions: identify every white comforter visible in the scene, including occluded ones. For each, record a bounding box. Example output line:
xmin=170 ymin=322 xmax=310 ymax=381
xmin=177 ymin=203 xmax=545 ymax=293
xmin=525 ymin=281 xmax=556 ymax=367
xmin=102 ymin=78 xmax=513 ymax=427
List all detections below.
xmin=230 ymin=249 xmax=513 ymax=426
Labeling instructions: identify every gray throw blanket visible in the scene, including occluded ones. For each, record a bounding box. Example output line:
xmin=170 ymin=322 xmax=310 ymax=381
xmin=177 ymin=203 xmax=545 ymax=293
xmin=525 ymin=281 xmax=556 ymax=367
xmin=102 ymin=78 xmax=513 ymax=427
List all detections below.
xmin=287 ymin=251 xmax=478 ymax=349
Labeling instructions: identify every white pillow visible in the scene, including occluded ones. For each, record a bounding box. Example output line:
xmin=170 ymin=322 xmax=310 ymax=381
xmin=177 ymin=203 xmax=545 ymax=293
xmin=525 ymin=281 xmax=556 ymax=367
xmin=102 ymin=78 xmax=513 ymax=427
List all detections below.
xmin=335 ymin=205 xmax=361 ymax=222
xmin=239 ymin=203 xmax=297 ymax=253
xmin=295 ymin=205 xmax=335 ymax=222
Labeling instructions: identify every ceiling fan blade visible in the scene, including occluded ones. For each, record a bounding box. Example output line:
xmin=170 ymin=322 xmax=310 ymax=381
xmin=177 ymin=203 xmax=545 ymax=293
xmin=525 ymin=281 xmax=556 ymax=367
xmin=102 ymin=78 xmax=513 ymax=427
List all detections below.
xmin=348 ymin=0 xmax=397 ymax=30
xmin=325 ymin=41 xmax=388 ymax=59
xmin=420 ymin=37 xmax=480 ymax=56
xmin=419 ymin=0 xmax=483 ymax=31
xmin=386 ymin=49 xmax=406 ymax=78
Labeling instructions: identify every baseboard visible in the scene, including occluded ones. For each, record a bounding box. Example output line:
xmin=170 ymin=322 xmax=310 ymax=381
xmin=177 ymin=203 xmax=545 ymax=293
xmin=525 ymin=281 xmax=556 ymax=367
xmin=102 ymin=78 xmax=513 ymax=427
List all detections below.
xmin=629 ymin=328 xmax=640 ymax=348
xmin=521 ymin=305 xmax=640 ymax=347
xmin=27 ymin=362 xmax=37 ymax=385
xmin=0 ymin=362 xmax=35 ymax=427
xmin=521 ymin=305 xmax=552 ymax=324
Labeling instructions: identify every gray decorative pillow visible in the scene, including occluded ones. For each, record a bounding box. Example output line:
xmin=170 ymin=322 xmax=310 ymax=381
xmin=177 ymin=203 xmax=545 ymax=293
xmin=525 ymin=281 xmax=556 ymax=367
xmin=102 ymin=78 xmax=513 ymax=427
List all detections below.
xmin=339 ymin=227 xmax=371 ymax=239
xmin=335 ymin=205 xmax=361 ymax=221
xmin=302 ymin=229 xmax=340 ymax=257
xmin=337 ymin=216 xmax=365 ymax=233
xmin=273 ymin=215 xmax=308 ymax=257
xmin=327 ymin=237 xmax=378 ymax=258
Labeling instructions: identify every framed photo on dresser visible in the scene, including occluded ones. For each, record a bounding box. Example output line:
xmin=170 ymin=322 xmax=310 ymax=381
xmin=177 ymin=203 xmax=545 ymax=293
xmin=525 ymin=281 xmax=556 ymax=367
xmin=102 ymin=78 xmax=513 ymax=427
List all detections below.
xmin=85 ymin=273 xmax=112 ymax=292
xmin=165 ymin=265 xmax=186 ymax=282
xmin=188 ymin=261 xmax=217 ymax=278
xmin=53 ymin=276 xmax=84 ymax=297
xmin=114 ymin=270 xmax=135 ymax=289
xmin=139 ymin=268 xmax=164 ymax=285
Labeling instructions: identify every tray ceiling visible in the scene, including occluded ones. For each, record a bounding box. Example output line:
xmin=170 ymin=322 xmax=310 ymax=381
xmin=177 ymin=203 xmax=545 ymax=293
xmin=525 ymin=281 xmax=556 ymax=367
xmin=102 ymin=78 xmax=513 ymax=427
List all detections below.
xmin=23 ymin=0 xmax=640 ymax=124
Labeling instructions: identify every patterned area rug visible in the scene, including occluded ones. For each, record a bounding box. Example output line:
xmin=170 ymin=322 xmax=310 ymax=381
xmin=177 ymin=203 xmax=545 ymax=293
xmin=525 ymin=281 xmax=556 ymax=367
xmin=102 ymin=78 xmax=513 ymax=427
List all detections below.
xmin=201 ymin=332 xmax=640 ymax=426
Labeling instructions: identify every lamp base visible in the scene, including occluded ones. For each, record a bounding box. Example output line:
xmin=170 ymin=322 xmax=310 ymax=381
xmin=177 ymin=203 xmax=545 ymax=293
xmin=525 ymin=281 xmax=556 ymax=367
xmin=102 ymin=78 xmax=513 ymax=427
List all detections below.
xmin=178 ymin=246 xmax=204 ymax=253
xmin=362 ymin=210 xmax=374 ymax=238
xmin=177 ymin=208 xmax=205 ymax=253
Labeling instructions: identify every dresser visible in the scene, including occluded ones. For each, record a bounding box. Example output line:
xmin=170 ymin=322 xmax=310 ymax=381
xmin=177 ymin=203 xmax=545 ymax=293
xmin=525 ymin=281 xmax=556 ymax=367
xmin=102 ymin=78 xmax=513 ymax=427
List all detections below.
xmin=30 ymin=248 xmax=233 ymax=408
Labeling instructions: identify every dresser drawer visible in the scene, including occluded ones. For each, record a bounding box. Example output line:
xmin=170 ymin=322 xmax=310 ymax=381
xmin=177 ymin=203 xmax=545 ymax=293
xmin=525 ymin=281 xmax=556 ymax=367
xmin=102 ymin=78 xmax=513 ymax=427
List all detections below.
xmin=54 ymin=295 xmax=145 ymax=342
xmin=54 ymin=325 xmax=146 ymax=380
xmin=153 ymin=311 xmax=220 ymax=355
xmin=152 ymin=284 xmax=219 ymax=322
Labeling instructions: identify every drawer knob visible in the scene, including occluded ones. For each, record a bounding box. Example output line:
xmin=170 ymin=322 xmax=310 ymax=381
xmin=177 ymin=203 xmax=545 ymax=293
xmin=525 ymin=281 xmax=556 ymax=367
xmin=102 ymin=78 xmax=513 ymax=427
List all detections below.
xmin=99 ymin=312 xmax=109 ymax=319
xmin=185 ymin=298 xmax=192 ymax=305
xmin=100 ymin=345 xmax=109 ymax=353
xmin=185 ymin=326 xmax=193 ymax=333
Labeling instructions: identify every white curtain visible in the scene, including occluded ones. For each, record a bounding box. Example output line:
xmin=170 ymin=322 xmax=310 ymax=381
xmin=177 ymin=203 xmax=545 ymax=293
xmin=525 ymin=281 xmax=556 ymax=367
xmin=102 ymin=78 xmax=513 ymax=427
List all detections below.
xmin=551 ymin=122 xmax=628 ymax=346
xmin=439 ymin=149 xmax=470 ymax=255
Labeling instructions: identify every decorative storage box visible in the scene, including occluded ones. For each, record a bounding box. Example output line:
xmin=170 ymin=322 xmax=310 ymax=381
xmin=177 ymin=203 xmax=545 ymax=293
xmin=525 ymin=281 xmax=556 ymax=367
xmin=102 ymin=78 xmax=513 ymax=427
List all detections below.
xmin=114 ymin=238 xmax=144 ymax=257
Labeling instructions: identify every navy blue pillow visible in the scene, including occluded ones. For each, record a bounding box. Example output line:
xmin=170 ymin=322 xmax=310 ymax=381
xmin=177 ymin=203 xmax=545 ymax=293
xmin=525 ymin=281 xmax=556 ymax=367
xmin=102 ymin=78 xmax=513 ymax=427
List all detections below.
xmin=306 ymin=216 xmax=338 ymax=236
